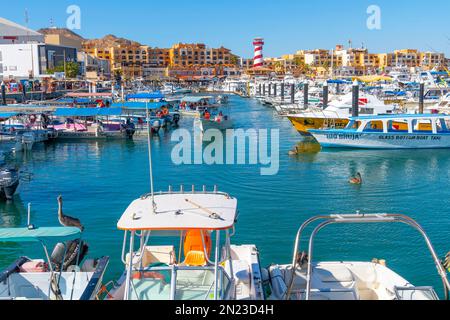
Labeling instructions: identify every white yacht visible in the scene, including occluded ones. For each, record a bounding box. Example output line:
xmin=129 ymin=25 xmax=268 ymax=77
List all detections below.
xmin=267 ymin=213 xmax=449 ymax=301
xmin=0 ymin=226 xmax=109 ymax=300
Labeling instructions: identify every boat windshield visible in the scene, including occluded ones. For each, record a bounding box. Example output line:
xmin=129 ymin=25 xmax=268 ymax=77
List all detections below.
xmin=129 ymin=265 xmax=231 ymax=301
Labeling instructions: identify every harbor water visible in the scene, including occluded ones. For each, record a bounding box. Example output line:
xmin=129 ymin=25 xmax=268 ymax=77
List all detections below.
xmin=0 ymin=94 xmax=449 ymax=296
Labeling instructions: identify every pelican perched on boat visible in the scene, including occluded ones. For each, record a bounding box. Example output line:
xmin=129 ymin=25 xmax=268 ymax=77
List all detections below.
xmin=57 ymin=195 xmax=84 ymax=231
xmin=349 ymin=173 xmax=362 ymax=185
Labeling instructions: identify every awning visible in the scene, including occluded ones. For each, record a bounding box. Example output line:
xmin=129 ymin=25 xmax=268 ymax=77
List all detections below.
xmin=327 ymin=79 xmax=351 ymax=84
xmin=118 ymin=193 xmax=238 ymax=231
xmin=57 ymin=98 xmax=97 ymax=104
xmin=126 ymin=92 xmax=165 ymax=101
xmin=111 ymin=102 xmax=167 ymax=110
xmin=0 ymin=227 xmax=81 ymax=243
xmin=181 ymin=96 xmax=213 ymax=103
xmin=54 ymin=108 xmax=123 ymax=117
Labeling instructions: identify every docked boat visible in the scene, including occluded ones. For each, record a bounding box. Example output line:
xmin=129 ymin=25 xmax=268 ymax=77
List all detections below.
xmin=0 ymin=168 xmax=19 ymax=201
xmin=194 ymin=111 xmax=233 ymax=133
xmin=50 ymin=108 xmax=136 ymax=140
xmin=107 ymin=187 xmax=265 ymax=301
xmin=266 ymin=213 xmax=450 ymax=300
xmin=287 ymin=92 xmax=398 ymax=136
xmin=309 ymin=114 xmax=450 ymax=149
xmin=0 ymin=226 xmax=109 ymax=300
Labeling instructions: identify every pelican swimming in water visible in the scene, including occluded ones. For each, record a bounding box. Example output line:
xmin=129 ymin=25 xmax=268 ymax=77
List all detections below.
xmin=349 ymin=173 xmax=362 ymax=185
xmin=57 ymin=195 xmax=84 ymax=231
xmin=444 ymin=252 xmax=450 ymax=272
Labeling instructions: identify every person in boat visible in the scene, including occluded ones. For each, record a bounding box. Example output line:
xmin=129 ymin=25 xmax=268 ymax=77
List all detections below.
xmin=349 ymin=173 xmax=362 ymax=185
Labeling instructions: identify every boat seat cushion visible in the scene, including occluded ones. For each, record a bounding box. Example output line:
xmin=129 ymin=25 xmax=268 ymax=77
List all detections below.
xmin=315 ymin=265 xmax=355 ymax=283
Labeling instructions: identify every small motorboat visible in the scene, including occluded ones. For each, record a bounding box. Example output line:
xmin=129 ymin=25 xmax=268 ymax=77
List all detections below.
xmin=0 ymin=225 xmax=109 ymax=300
xmin=107 ymin=186 xmax=265 ymax=301
xmin=194 ymin=112 xmax=234 ymax=133
xmin=0 ymin=168 xmax=20 ymax=201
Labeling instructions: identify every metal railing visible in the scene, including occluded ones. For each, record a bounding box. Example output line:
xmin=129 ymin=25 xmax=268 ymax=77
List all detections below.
xmin=128 ymin=265 xmax=232 ymax=301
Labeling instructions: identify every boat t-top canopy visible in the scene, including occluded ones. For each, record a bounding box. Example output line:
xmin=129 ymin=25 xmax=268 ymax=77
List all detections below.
xmin=181 ymin=96 xmax=213 ymax=103
xmin=118 ymin=193 xmax=238 ymax=232
xmin=0 ymin=227 xmax=81 ymax=243
xmin=111 ymin=102 xmax=167 ymax=110
xmin=54 ymin=108 xmax=123 ymax=117
xmin=0 ymin=112 xmax=20 ymax=118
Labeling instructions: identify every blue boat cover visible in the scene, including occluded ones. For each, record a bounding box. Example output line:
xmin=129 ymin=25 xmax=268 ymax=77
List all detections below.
xmin=0 ymin=227 xmax=81 ymax=243
xmin=54 ymin=108 xmax=123 ymax=117
xmin=57 ymin=98 xmax=96 ymax=104
xmin=111 ymin=102 xmax=167 ymax=110
xmin=181 ymin=96 xmax=212 ymax=103
xmin=327 ymin=79 xmax=352 ymax=84
xmin=0 ymin=112 xmax=19 ymax=118
xmin=126 ymin=92 xmax=165 ymax=101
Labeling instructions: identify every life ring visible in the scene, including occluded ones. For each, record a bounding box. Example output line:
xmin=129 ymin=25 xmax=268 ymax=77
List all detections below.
xmin=132 ymin=272 xmax=166 ymax=282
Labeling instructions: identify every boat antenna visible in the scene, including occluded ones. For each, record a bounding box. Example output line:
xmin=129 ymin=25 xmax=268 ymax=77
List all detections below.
xmin=146 ymin=102 xmax=156 ymax=213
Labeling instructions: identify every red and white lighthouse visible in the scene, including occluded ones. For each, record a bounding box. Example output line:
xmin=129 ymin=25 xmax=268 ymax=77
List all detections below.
xmin=253 ymin=38 xmax=265 ymax=68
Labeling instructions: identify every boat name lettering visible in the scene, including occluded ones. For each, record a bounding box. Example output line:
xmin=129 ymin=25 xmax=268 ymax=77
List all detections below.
xmin=378 ymin=135 xmax=441 ymax=141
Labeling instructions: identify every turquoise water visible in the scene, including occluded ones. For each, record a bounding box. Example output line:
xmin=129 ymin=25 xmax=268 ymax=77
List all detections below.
xmin=1 ymin=95 xmax=449 ymax=298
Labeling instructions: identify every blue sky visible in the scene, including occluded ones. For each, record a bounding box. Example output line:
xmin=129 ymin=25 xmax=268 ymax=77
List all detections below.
xmin=6 ymin=0 xmax=450 ymax=58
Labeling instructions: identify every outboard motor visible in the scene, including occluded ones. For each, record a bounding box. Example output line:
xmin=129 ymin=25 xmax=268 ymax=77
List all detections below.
xmin=51 ymin=239 xmax=89 ymax=272
xmin=125 ymin=123 xmax=136 ymax=139
xmin=172 ymin=113 xmax=181 ymax=126
xmin=0 ymin=168 xmax=20 ymax=201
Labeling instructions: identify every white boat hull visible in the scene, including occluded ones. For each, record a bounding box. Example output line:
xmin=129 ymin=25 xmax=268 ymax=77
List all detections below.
xmin=310 ymin=130 xmax=450 ymax=149
xmin=194 ymin=118 xmax=233 ymax=132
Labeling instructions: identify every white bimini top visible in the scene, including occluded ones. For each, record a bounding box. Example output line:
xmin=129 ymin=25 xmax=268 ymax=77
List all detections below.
xmin=117 ymin=193 xmax=238 ymax=231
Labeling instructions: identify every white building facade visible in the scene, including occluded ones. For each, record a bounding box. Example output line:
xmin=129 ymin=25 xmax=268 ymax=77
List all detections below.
xmin=0 ymin=43 xmax=77 ymax=80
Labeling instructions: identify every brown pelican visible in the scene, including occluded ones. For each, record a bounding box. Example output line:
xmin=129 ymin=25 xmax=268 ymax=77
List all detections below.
xmin=57 ymin=196 xmax=84 ymax=231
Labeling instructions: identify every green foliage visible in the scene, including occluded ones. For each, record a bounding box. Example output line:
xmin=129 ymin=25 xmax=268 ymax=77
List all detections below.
xmin=46 ymin=61 xmax=80 ymax=78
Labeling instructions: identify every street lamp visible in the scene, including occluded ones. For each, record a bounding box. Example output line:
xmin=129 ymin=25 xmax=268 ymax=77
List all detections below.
xmin=53 ymin=51 xmax=67 ymax=78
